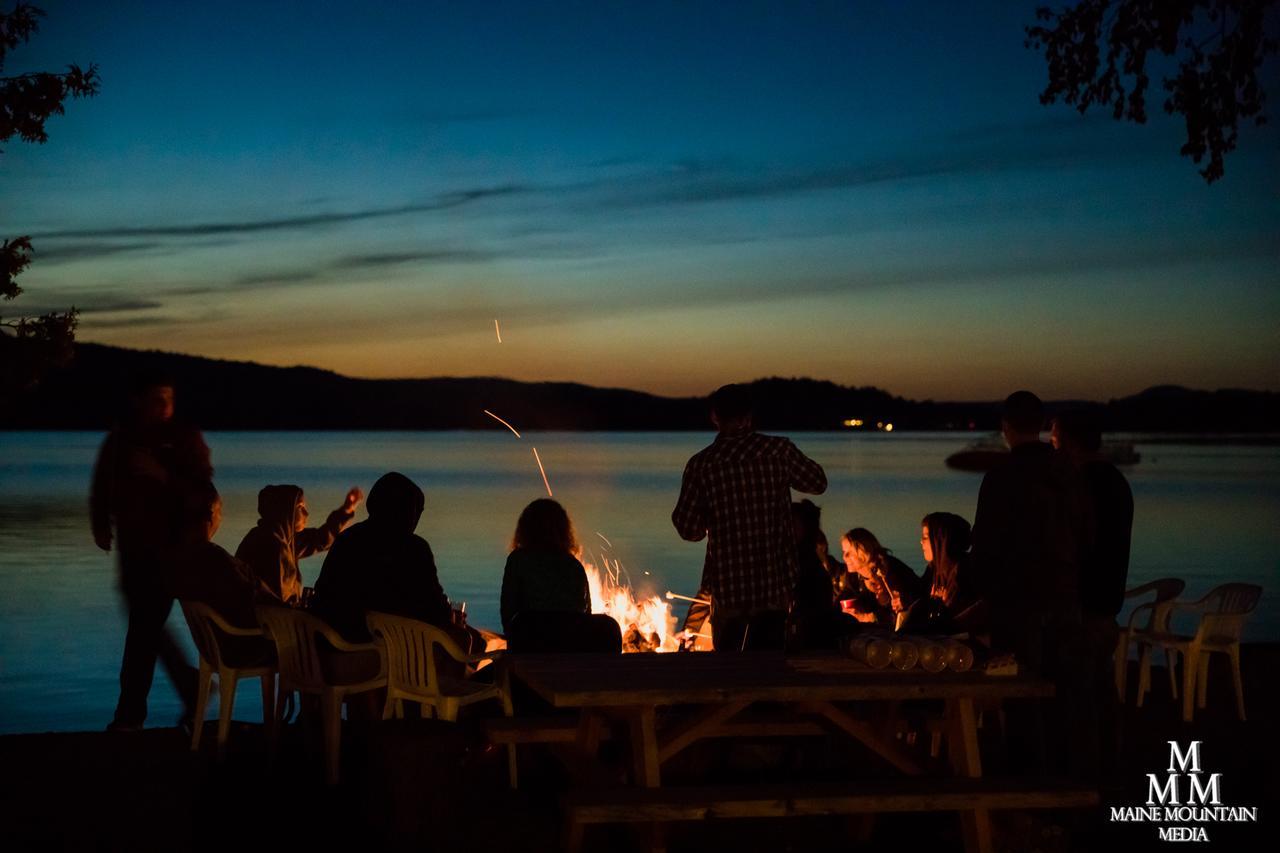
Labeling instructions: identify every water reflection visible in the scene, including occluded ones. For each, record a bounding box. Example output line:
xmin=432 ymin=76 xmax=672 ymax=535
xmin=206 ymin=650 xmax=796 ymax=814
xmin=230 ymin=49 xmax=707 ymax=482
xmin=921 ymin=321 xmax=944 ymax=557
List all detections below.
xmin=0 ymin=431 xmax=1275 ymax=734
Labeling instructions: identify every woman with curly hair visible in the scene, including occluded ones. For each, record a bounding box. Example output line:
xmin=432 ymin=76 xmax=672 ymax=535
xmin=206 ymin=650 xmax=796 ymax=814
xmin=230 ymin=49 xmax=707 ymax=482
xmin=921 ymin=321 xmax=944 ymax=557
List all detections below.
xmin=499 ymin=498 xmax=591 ymax=635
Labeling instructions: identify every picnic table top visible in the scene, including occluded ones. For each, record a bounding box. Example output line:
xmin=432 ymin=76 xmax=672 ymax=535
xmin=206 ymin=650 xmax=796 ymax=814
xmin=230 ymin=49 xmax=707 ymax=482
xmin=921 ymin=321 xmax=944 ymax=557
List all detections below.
xmin=506 ymin=651 xmax=1053 ymax=708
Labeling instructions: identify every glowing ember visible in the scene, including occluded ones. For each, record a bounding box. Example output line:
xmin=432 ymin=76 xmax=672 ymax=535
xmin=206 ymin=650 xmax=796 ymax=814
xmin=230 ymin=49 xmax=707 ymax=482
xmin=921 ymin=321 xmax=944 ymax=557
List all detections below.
xmin=494 ymin=318 xmax=502 ymax=343
xmin=583 ymin=556 xmax=679 ymax=652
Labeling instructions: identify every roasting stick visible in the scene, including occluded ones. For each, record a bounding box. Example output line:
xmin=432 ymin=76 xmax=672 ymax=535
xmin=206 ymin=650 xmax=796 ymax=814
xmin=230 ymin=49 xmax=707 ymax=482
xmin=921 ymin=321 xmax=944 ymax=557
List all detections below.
xmin=665 ymin=591 xmax=711 ymax=606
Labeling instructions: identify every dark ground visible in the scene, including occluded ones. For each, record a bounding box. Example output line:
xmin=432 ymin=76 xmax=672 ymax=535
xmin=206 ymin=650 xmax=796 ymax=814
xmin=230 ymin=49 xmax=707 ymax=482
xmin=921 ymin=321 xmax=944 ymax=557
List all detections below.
xmin=2 ymin=646 xmax=1276 ymax=853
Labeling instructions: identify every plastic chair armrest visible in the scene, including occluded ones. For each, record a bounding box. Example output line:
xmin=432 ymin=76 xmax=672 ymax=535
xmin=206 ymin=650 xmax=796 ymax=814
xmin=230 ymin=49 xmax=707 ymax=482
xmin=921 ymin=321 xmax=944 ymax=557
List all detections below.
xmin=1126 ymin=601 xmax=1156 ymax=630
xmin=315 ymin=623 xmax=381 ymax=655
xmin=199 ymin=605 xmax=267 ymax=638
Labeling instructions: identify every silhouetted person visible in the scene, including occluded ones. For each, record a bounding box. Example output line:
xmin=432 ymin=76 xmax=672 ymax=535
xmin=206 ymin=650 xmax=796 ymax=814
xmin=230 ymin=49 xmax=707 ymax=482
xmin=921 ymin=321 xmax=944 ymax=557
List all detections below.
xmin=91 ymin=371 xmax=206 ymax=731
xmin=838 ymin=528 xmax=922 ymax=627
xmin=672 ymin=384 xmax=827 ymax=651
xmin=235 ymin=484 xmax=362 ymax=605
xmin=790 ymin=500 xmax=851 ymax=648
xmin=313 ymin=471 xmax=479 ymax=677
xmin=902 ymin=512 xmax=987 ymax=636
xmin=972 ymin=390 xmax=1095 ymax=778
xmin=1053 ymin=409 xmax=1133 ymax=780
xmin=171 ymin=484 xmax=279 ymax=664
xmin=500 ymin=498 xmax=591 ymax=635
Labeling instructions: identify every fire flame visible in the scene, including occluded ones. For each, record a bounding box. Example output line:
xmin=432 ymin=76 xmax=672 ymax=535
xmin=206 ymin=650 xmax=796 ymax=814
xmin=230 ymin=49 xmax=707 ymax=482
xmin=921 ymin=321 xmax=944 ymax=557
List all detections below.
xmin=583 ymin=556 xmax=679 ymax=652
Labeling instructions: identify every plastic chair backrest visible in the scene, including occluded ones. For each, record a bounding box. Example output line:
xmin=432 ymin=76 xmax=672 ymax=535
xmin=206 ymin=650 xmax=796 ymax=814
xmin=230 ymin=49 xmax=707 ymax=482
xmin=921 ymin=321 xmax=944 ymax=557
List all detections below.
xmin=181 ymin=600 xmax=225 ymax=669
xmin=366 ymin=611 xmax=457 ymax=699
xmin=1194 ymin=583 xmax=1262 ymax=645
xmin=257 ymin=605 xmax=328 ymax=691
xmin=1128 ymin=578 xmax=1186 ymax=632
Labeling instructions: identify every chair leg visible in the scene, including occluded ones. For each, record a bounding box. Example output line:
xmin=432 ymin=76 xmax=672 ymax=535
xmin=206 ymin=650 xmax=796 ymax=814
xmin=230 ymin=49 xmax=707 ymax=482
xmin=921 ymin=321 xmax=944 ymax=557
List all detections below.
xmin=216 ymin=671 xmax=237 ymax=762
xmin=1196 ymin=653 xmax=1210 ymax=710
xmin=1181 ymin=650 xmax=1197 ymax=723
xmin=191 ymin=664 xmax=212 ymax=752
xmin=1166 ymin=649 xmax=1179 ymax=699
xmin=1228 ymin=645 xmax=1246 ymax=721
xmin=269 ymin=683 xmax=289 ymax=761
xmin=1114 ymin=633 xmax=1129 ymax=702
xmin=440 ymin=698 xmax=459 ymax=722
xmin=322 ymin=690 xmax=343 ymax=785
xmin=260 ymin=673 xmax=276 ymax=743
xmin=381 ymin=691 xmax=396 ymax=721
xmin=1136 ymin=646 xmax=1152 ymax=707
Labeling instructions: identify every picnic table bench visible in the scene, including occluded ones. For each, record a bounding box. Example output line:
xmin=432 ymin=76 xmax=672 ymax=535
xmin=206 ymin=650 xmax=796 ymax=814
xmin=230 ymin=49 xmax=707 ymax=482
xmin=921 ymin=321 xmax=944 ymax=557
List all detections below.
xmin=505 ymin=651 xmax=1098 ymax=853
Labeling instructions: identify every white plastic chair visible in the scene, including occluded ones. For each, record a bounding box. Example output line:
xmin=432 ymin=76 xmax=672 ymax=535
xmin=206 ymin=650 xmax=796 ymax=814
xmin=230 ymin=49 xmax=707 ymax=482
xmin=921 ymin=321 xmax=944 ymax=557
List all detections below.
xmin=256 ymin=605 xmax=386 ymax=784
xmin=180 ymin=600 xmax=276 ymax=760
xmin=1116 ymin=578 xmax=1185 ymax=702
xmin=1133 ymin=583 xmax=1262 ymax=721
xmin=366 ymin=611 xmax=515 ymax=784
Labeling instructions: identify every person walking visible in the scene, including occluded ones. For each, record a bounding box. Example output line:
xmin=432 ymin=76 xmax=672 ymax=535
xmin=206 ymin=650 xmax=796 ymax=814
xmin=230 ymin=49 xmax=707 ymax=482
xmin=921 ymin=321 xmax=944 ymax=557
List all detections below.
xmin=91 ymin=372 xmax=208 ymax=730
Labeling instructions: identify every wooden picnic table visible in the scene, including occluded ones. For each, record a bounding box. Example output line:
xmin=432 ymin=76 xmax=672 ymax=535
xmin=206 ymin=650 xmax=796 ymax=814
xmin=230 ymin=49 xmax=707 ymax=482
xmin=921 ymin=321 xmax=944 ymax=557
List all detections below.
xmin=506 ymin=650 xmax=1091 ymax=853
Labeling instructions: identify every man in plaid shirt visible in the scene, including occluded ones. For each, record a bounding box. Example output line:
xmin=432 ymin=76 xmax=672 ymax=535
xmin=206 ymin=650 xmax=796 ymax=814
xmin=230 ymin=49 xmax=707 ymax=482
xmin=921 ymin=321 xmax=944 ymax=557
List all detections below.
xmin=672 ymin=384 xmax=827 ymax=650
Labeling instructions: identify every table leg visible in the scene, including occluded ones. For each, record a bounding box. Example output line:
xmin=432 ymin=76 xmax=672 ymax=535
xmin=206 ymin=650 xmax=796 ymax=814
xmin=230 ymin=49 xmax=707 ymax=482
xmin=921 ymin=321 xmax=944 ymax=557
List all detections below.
xmin=626 ymin=706 xmax=665 ymax=853
xmin=947 ymin=697 xmax=994 ymax=853
xmin=628 ymin=705 xmax=661 ymax=787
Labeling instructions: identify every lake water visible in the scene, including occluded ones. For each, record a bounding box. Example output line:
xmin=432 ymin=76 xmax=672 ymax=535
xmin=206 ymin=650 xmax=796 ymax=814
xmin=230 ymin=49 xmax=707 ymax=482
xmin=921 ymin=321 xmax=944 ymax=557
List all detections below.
xmin=0 ymin=430 xmax=1275 ymax=735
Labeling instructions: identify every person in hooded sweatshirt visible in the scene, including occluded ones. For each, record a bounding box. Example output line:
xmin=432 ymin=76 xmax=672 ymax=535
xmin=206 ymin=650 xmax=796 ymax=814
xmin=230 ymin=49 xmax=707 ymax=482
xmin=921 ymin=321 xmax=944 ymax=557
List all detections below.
xmin=235 ymin=484 xmax=362 ymax=605
xmin=313 ymin=472 xmax=478 ymax=654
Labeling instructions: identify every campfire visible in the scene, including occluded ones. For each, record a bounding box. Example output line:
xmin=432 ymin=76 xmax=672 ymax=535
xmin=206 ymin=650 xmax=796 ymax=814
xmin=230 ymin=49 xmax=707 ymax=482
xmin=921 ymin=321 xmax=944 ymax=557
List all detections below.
xmin=583 ymin=555 xmax=680 ymax=652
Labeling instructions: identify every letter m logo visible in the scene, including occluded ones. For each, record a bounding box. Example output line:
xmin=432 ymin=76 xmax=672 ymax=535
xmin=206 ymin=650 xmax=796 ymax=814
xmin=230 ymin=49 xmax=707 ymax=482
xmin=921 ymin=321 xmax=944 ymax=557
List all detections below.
xmin=1188 ymin=773 xmax=1222 ymax=805
xmin=1168 ymin=741 xmax=1202 ymax=773
xmin=1146 ymin=774 xmax=1179 ymax=805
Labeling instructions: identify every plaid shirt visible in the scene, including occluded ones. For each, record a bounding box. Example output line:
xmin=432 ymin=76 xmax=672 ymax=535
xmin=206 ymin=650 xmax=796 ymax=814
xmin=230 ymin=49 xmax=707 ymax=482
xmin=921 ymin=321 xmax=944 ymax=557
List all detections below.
xmin=672 ymin=431 xmax=827 ymax=611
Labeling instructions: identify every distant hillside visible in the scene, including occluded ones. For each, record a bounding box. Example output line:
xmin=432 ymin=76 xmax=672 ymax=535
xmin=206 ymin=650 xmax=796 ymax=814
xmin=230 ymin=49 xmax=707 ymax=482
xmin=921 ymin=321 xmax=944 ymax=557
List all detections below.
xmin=3 ymin=344 xmax=1276 ymax=432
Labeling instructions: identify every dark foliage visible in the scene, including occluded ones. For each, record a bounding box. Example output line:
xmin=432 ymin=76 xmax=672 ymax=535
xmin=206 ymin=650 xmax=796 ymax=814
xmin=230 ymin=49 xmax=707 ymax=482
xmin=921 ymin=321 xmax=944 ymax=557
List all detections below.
xmin=1026 ymin=0 xmax=1278 ymax=182
xmin=1 ymin=3 xmax=98 ymax=401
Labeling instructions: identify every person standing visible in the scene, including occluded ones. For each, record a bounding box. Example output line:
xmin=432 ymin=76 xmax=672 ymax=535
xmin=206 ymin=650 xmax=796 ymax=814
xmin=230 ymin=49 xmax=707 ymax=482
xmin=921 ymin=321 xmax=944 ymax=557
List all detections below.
xmin=91 ymin=371 xmax=209 ymax=730
xmin=972 ymin=390 xmax=1095 ymax=777
xmin=672 ymin=384 xmax=827 ymax=651
xmin=1052 ymin=409 xmax=1134 ymax=780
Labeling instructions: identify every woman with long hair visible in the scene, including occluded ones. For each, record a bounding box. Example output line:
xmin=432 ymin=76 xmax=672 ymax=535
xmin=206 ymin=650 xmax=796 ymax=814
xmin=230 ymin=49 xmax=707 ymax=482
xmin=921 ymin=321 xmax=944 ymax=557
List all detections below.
xmin=905 ymin=512 xmax=986 ymax=634
xmin=838 ymin=528 xmax=922 ymax=626
xmin=499 ymin=499 xmax=591 ymax=635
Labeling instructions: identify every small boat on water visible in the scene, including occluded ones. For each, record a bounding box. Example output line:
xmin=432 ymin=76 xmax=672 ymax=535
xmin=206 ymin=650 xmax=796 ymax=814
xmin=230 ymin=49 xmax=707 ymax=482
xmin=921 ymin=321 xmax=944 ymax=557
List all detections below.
xmin=945 ymin=434 xmax=1141 ymax=472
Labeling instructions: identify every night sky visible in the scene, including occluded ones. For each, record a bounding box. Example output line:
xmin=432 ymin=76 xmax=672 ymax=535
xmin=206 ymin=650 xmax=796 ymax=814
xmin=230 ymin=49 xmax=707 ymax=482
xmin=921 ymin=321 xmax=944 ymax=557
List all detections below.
xmin=3 ymin=1 xmax=1277 ymax=400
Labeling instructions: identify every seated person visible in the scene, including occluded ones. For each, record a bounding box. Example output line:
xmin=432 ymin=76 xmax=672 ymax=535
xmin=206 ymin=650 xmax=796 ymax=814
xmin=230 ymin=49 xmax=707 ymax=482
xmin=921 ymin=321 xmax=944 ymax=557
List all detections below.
xmin=500 ymin=498 xmax=591 ymax=637
xmin=170 ymin=484 xmax=279 ymax=664
xmin=902 ymin=512 xmax=987 ymax=635
xmin=838 ymin=528 xmax=923 ymax=627
xmin=235 ymin=484 xmax=362 ymax=604
xmin=313 ymin=472 xmax=478 ymax=658
xmin=790 ymin=500 xmax=855 ymax=648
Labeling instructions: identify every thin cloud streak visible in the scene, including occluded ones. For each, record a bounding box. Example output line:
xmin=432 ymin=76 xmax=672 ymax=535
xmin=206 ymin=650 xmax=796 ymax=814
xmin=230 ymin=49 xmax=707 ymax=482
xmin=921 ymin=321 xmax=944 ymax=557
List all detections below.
xmin=30 ymin=186 xmax=528 ymax=240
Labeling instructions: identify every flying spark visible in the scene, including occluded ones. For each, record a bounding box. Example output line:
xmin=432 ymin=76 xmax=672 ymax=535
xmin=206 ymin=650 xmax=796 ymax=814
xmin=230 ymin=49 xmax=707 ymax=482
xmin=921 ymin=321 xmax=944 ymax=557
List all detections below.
xmin=532 ymin=446 xmax=552 ymax=497
xmin=494 ymin=318 xmax=502 ymax=343
xmin=483 ymin=409 xmax=521 ymax=438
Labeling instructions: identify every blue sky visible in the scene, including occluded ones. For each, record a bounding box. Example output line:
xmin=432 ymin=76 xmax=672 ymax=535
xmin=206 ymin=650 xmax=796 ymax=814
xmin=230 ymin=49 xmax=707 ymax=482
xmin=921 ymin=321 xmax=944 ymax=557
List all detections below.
xmin=3 ymin=0 xmax=1277 ymax=399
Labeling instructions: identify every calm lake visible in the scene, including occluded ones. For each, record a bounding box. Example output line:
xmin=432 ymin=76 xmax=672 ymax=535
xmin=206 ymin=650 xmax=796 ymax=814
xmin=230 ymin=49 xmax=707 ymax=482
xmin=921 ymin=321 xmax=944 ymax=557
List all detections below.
xmin=1 ymin=430 xmax=1275 ymax=734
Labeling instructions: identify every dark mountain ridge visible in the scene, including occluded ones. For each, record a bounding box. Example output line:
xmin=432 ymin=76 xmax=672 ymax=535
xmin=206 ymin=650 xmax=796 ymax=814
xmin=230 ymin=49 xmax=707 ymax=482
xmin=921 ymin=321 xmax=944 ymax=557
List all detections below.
xmin=3 ymin=344 xmax=1275 ymax=433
